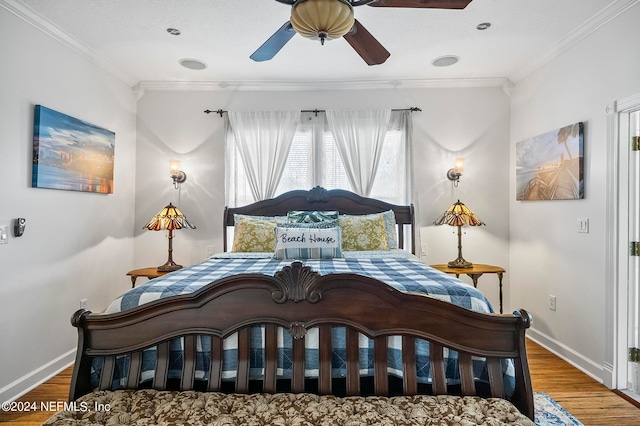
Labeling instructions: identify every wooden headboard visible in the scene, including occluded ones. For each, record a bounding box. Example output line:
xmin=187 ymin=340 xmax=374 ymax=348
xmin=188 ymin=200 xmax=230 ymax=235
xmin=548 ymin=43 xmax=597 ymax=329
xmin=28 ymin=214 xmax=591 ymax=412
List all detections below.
xmin=223 ymin=186 xmax=415 ymax=253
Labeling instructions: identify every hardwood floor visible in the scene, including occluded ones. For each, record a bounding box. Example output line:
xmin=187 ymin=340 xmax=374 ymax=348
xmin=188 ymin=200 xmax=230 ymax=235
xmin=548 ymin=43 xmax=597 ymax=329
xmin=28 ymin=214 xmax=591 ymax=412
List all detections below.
xmin=0 ymin=366 xmax=74 ymax=425
xmin=1 ymin=339 xmax=638 ymax=425
xmin=527 ymin=340 xmax=640 ymax=425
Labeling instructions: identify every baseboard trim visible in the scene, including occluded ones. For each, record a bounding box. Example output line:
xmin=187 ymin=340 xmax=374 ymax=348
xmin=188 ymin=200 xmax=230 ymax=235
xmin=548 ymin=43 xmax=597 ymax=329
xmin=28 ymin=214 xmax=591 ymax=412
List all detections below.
xmin=0 ymin=349 xmax=75 ymax=403
xmin=527 ymin=328 xmax=604 ymax=384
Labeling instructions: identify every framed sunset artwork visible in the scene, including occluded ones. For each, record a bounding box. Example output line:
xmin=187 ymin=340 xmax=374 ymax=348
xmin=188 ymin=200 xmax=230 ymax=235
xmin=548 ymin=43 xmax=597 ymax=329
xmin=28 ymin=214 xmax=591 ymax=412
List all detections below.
xmin=32 ymin=105 xmax=115 ymax=194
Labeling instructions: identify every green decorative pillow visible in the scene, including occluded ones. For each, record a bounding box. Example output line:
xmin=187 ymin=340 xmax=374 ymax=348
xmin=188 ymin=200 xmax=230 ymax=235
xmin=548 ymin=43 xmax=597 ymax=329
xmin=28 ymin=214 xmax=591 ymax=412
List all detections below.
xmin=287 ymin=210 xmax=339 ymax=224
xmin=232 ymin=215 xmax=278 ymax=252
xmin=277 ymin=220 xmax=338 ymax=229
xmin=339 ymin=214 xmax=389 ymax=251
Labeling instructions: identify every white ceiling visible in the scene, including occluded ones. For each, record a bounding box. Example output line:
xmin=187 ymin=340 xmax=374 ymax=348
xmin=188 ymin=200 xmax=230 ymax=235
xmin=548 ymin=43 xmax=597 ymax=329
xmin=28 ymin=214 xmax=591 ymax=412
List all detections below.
xmin=4 ymin=0 xmax=633 ymax=88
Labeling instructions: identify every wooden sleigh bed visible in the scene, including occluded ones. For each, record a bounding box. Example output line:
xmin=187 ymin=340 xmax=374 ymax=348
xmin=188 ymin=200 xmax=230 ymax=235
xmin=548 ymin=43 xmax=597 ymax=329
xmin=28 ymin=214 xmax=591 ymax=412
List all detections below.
xmin=47 ymin=187 xmax=535 ymax=425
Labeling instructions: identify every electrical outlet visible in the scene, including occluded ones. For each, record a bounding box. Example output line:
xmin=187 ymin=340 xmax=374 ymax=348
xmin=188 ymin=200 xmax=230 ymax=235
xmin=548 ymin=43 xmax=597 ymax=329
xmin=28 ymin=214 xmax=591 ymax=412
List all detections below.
xmin=206 ymin=245 xmax=215 ymax=257
xmin=80 ymin=299 xmax=88 ymax=309
xmin=549 ymin=295 xmax=557 ymax=311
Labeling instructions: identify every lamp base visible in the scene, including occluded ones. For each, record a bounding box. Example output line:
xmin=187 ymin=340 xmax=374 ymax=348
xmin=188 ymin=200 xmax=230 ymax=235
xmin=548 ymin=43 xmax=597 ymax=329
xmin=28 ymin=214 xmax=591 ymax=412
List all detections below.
xmin=448 ymin=258 xmax=473 ymax=268
xmin=157 ymin=261 xmax=183 ymax=272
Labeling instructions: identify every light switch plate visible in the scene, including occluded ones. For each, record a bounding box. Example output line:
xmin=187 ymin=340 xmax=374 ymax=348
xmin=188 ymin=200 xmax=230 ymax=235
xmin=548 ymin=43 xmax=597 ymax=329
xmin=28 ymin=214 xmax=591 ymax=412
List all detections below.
xmin=577 ymin=218 xmax=589 ymax=233
xmin=0 ymin=225 xmax=8 ymax=244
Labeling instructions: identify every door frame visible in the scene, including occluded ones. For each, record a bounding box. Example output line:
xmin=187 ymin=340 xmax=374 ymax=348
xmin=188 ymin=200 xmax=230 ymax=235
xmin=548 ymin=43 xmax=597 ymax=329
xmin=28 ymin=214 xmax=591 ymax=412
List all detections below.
xmin=605 ymin=92 xmax=640 ymax=389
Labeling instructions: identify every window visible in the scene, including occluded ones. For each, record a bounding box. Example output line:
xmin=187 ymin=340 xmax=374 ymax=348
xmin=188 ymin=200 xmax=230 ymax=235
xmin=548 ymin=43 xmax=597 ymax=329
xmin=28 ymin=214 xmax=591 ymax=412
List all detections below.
xmin=226 ymin=111 xmax=410 ymax=207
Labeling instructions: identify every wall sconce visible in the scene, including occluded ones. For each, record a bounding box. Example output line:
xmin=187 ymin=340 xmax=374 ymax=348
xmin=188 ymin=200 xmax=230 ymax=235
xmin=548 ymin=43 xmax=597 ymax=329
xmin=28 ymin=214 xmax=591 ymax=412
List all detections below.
xmin=446 ymin=157 xmax=464 ymax=187
xmin=169 ymin=160 xmax=187 ymax=189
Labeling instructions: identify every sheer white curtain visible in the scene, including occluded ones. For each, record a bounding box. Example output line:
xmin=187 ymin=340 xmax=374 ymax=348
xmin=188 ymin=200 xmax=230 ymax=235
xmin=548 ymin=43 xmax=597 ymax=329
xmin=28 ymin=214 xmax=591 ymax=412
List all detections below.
xmin=326 ymin=109 xmax=391 ymax=197
xmin=226 ymin=111 xmax=300 ymax=202
xmin=389 ymin=110 xmax=413 ymax=204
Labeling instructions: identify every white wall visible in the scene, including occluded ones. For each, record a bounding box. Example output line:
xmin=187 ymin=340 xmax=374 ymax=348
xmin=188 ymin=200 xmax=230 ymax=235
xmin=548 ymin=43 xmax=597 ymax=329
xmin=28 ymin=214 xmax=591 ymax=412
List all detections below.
xmin=509 ymin=3 xmax=640 ymax=380
xmin=0 ymin=8 xmax=137 ymax=401
xmin=134 ymin=86 xmax=511 ymax=312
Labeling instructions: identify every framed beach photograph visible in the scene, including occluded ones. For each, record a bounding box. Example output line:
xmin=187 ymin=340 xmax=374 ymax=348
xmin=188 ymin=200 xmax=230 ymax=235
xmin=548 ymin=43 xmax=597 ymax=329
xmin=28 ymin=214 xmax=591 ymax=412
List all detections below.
xmin=516 ymin=122 xmax=584 ymax=201
xmin=32 ymin=105 xmax=115 ymax=194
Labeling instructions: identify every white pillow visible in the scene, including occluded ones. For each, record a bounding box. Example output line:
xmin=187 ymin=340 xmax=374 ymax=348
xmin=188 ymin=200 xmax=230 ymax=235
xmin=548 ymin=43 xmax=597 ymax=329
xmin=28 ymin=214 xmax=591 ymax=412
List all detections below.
xmin=274 ymin=226 xmax=343 ymax=260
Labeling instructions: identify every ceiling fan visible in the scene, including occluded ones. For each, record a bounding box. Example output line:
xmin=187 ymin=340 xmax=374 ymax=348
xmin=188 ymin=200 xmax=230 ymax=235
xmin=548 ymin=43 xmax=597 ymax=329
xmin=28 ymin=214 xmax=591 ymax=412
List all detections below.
xmin=250 ymin=0 xmax=473 ymax=66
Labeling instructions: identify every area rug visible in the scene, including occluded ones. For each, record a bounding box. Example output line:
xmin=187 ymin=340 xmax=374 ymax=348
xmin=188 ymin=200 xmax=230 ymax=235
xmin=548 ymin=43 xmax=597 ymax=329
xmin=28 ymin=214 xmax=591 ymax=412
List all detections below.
xmin=535 ymin=392 xmax=583 ymax=425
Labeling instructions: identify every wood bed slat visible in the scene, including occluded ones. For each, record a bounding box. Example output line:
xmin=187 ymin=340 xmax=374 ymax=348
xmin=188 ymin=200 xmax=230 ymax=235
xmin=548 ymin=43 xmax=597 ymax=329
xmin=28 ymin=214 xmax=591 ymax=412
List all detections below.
xmin=153 ymin=342 xmax=169 ymax=390
xmin=374 ymin=336 xmax=388 ymax=396
xmin=292 ymin=334 xmax=305 ymax=393
xmin=99 ymin=356 xmax=115 ymax=391
xmin=402 ymin=336 xmax=417 ymax=395
xmin=263 ymin=325 xmax=278 ymax=393
xmin=181 ymin=335 xmax=197 ymax=391
xmin=430 ymin=342 xmax=447 ymax=395
xmin=236 ymin=328 xmax=251 ymax=393
xmin=346 ymin=328 xmax=360 ymax=396
xmin=126 ymin=351 xmax=142 ymax=390
xmin=458 ymin=352 xmax=476 ymax=396
xmin=207 ymin=336 xmax=223 ymax=392
xmin=487 ymin=357 xmax=505 ymax=398
xmin=318 ymin=325 xmax=332 ymax=395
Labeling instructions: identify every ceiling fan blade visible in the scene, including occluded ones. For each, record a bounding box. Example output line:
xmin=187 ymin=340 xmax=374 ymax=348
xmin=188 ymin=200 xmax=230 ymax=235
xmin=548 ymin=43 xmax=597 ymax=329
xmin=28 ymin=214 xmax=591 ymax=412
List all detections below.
xmin=367 ymin=0 xmax=473 ymax=9
xmin=250 ymin=21 xmax=296 ymax=62
xmin=343 ymin=19 xmax=390 ymax=66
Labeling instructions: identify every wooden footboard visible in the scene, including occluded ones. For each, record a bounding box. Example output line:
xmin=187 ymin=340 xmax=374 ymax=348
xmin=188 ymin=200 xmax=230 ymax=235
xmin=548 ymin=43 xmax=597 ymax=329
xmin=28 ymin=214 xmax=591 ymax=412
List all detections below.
xmin=69 ymin=261 xmax=533 ymax=420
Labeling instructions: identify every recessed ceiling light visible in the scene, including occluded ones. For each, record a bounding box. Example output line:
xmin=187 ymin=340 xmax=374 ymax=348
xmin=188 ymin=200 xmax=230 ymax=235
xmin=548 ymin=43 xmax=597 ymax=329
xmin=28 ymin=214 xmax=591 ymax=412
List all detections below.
xmin=476 ymin=22 xmax=491 ymax=30
xmin=179 ymin=58 xmax=207 ymax=70
xmin=432 ymin=55 xmax=459 ymax=67
xmin=167 ymin=28 xmax=181 ymax=36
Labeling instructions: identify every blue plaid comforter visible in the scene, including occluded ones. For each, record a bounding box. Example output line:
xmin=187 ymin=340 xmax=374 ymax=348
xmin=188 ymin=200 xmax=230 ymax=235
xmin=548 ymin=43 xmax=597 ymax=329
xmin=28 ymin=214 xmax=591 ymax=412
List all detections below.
xmin=107 ymin=256 xmax=493 ymax=313
xmin=102 ymin=255 xmax=514 ymax=393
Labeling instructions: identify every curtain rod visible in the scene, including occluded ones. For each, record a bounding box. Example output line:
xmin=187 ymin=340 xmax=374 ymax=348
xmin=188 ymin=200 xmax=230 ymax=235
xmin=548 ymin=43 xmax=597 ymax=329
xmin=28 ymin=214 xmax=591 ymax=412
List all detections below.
xmin=204 ymin=107 xmax=421 ymax=117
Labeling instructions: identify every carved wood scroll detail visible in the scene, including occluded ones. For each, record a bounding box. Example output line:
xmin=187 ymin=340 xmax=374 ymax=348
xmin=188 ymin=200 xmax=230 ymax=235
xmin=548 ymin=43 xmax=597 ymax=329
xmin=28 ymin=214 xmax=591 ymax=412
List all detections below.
xmin=272 ymin=262 xmax=322 ymax=303
xmin=289 ymin=322 xmax=307 ymax=339
xmin=307 ymin=186 xmax=329 ymax=202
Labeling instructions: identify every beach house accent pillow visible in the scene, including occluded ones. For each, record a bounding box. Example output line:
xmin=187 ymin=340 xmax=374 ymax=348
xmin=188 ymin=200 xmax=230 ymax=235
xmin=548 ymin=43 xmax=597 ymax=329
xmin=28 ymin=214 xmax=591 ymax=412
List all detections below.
xmin=274 ymin=226 xmax=342 ymax=259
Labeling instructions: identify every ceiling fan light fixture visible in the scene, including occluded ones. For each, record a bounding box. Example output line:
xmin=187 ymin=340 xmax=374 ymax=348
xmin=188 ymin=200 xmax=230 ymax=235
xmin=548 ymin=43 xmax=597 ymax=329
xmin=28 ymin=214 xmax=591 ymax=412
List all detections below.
xmin=290 ymin=0 xmax=355 ymax=43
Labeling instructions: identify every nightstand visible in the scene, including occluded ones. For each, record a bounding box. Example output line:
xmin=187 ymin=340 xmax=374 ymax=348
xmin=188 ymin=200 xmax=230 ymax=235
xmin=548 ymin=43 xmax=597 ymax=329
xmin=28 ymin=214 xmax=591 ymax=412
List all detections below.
xmin=126 ymin=267 xmax=169 ymax=288
xmin=430 ymin=263 xmax=506 ymax=314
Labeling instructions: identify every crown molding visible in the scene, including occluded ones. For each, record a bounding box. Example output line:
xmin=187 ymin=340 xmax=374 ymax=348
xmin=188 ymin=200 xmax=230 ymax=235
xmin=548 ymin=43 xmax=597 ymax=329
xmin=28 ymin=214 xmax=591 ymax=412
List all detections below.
xmin=510 ymin=0 xmax=640 ymax=82
xmin=1 ymin=0 xmax=137 ymax=87
xmin=134 ymin=77 xmax=510 ymax=96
